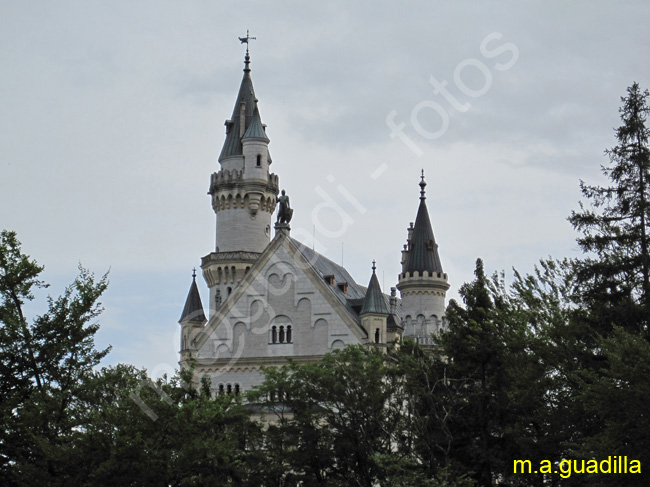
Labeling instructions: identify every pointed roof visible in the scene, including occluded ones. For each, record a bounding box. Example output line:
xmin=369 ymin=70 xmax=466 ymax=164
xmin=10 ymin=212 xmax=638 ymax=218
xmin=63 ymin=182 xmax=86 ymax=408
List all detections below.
xmin=179 ymin=269 xmax=207 ymax=323
xmin=219 ymin=52 xmax=267 ymax=160
xmin=242 ymin=106 xmax=269 ymax=141
xmin=403 ymin=172 xmax=444 ymax=275
xmin=361 ymin=261 xmax=390 ymax=315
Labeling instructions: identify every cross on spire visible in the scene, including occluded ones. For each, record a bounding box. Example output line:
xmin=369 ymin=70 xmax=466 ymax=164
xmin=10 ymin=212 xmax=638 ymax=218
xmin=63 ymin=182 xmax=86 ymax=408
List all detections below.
xmin=192 ymin=267 xmax=197 ymax=280
xmin=372 ymin=259 xmax=377 ymax=273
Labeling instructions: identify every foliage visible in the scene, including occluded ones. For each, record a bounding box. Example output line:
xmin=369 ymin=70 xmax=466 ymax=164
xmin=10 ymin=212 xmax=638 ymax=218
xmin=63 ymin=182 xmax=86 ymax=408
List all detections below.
xmin=0 ymin=230 xmax=110 ymax=486
xmin=569 ymin=82 xmax=650 ymax=334
xmin=247 ymin=346 xmax=436 ymax=487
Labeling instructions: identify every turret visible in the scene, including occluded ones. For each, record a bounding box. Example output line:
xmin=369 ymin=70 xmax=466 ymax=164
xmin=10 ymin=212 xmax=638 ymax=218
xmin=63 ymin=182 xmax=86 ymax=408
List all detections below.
xmin=360 ymin=261 xmax=392 ymax=346
xmin=207 ymin=50 xmax=279 ymax=254
xmin=202 ymin=48 xmax=280 ymax=315
xmin=179 ymin=269 xmax=207 ymax=362
xmin=396 ymin=172 xmax=450 ymax=345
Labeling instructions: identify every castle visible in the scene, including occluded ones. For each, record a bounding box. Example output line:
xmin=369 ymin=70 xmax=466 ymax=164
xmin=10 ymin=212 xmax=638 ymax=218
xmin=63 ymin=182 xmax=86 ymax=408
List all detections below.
xmin=178 ymin=46 xmax=450 ymax=394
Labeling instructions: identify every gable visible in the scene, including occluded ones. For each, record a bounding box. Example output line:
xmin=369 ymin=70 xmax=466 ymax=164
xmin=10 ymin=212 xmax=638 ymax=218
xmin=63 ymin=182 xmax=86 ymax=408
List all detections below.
xmin=195 ymin=234 xmax=368 ymax=363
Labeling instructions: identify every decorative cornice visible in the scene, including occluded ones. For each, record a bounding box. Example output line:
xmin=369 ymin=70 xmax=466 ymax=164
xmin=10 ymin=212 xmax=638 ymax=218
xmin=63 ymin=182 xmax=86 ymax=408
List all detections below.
xmin=202 ymin=251 xmax=262 ymax=266
xmin=209 ymin=170 xmax=279 ymax=197
xmin=396 ymin=271 xmax=450 ymax=293
xmin=188 ymin=354 xmax=325 ymax=375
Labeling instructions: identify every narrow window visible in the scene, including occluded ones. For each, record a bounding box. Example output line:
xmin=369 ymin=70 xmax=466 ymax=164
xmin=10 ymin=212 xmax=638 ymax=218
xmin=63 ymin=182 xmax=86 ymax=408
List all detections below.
xmin=375 ymin=328 xmax=380 ymax=343
xmin=256 ymin=154 xmax=261 ymax=166
xmin=227 ymin=384 xmax=232 ymax=394
xmin=270 ymin=390 xmax=276 ymax=402
xmin=227 ymin=286 xmax=232 ymax=296
xmin=271 ymin=326 xmax=277 ymax=344
xmin=287 ymin=325 xmax=292 ymax=343
xmin=218 ymin=384 xmax=224 ymax=395
xmin=235 ymin=384 xmax=240 ymax=396
xmin=279 ymin=326 xmax=285 ymax=343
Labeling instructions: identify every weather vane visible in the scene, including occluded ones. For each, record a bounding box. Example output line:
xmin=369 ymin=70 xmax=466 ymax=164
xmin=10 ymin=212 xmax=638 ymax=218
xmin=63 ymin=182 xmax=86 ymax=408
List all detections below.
xmin=238 ymin=29 xmax=256 ymax=54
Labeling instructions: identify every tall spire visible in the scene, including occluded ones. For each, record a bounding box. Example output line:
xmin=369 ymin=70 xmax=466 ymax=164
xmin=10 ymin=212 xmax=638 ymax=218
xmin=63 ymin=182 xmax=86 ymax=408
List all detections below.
xmin=403 ymin=172 xmax=444 ymax=275
xmin=219 ymin=34 xmax=265 ymax=161
xmin=179 ymin=269 xmax=207 ymax=323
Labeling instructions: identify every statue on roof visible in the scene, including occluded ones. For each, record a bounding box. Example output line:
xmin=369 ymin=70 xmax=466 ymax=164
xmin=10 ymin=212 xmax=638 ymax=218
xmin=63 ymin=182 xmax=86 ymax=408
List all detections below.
xmin=276 ymin=189 xmax=293 ymax=224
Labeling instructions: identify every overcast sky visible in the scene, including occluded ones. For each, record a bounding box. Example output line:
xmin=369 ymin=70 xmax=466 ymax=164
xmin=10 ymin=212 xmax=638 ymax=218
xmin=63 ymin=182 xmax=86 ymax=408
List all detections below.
xmin=2 ymin=1 xmax=650 ymax=377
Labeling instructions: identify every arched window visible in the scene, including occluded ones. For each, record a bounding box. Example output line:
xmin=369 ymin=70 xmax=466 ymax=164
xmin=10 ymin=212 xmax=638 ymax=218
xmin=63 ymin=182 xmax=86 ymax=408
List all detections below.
xmin=256 ymin=154 xmax=261 ymax=166
xmin=218 ymin=384 xmax=224 ymax=395
xmin=279 ymin=326 xmax=285 ymax=343
xmin=269 ymin=390 xmax=276 ymax=402
xmin=235 ymin=384 xmax=240 ymax=396
xmin=375 ymin=328 xmax=380 ymax=343
xmin=227 ymin=286 xmax=232 ymax=296
xmin=271 ymin=326 xmax=277 ymax=344
xmin=286 ymin=325 xmax=292 ymax=343
xmin=227 ymin=384 xmax=232 ymax=394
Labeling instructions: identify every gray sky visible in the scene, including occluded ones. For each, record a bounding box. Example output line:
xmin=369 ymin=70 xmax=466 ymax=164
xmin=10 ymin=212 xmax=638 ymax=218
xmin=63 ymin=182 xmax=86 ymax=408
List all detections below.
xmin=2 ymin=1 xmax=649 ymax=376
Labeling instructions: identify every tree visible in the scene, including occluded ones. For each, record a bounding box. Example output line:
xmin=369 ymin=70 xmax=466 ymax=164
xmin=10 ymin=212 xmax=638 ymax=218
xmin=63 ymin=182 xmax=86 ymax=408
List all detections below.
xmin=565 ymin=83 xmax=650 ymax=486
xmin=0 ymin=230 xmax=110 ymax=486
xmin=79 ymin=368 xmax=262 ymax=487
xmin=248 ymin=346 xmax=440 ymax=487
xmin=569 ymin=82 xmax=650 ymax=335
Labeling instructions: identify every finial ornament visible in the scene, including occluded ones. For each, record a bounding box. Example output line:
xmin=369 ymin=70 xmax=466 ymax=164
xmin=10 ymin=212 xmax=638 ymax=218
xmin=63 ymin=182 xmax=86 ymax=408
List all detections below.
xmin=192 ymin=268 xmax=197 ymax=279
xmin=372 ymin=260 xmax=377 ymax=273
xmin=419 ymin=170 xmax=427 ymax=200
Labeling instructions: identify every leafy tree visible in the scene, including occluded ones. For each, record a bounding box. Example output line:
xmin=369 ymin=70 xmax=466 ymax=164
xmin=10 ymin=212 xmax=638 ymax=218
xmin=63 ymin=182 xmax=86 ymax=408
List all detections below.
xmin=249 ymin=346 xmax=438 ymax=487
xmin=0 ymin=230 xmax=110 ymax=486
xmin=80 ymin=369 xmax=261 ymax=487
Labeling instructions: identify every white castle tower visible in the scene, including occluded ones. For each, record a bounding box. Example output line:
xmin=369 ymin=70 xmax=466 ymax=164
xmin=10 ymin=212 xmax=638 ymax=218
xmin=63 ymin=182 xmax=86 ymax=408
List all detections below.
xmin=201 ymin=47 xmax=279 ymax=316
xmin=397 ymin=172 xmax=450 ymax=344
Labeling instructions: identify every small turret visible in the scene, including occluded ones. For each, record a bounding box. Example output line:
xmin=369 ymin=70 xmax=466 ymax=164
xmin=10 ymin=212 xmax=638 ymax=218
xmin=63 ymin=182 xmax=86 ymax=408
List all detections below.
xmin=360 ymin=261 xmax=391 ymax=346
xmin=179 ymin=269 xmax=207 ymax=361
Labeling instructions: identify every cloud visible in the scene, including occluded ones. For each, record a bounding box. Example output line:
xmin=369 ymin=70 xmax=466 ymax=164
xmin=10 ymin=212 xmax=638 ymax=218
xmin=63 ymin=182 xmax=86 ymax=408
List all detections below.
xmin=2 ymin=1 xmax=650 ymax=371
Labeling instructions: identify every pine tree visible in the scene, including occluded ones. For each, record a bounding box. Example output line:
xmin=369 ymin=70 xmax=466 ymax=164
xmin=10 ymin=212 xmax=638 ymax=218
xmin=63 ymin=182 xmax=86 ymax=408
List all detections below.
xmin=420 ymin=259 xmax=550 ymax=487
xmin=569 ymin=82 xmax=650 ymax=334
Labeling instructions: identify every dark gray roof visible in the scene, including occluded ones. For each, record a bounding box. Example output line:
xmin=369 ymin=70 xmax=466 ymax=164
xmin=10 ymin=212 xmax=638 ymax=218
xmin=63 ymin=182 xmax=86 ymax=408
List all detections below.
xmin=179 ymin=275 xmax=206 ymax=323
xmin=219 ymin=54 xmax=264 ymax=161
xmin=290 ymin=238 xmax=366 ymax=330
xmin=289 ymin=238 xmax=402 ymax=333
xmin=403 ymin=178 xmax=443 ymax=275
xmin=360 ymin=269 xmax=389 ymax=315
